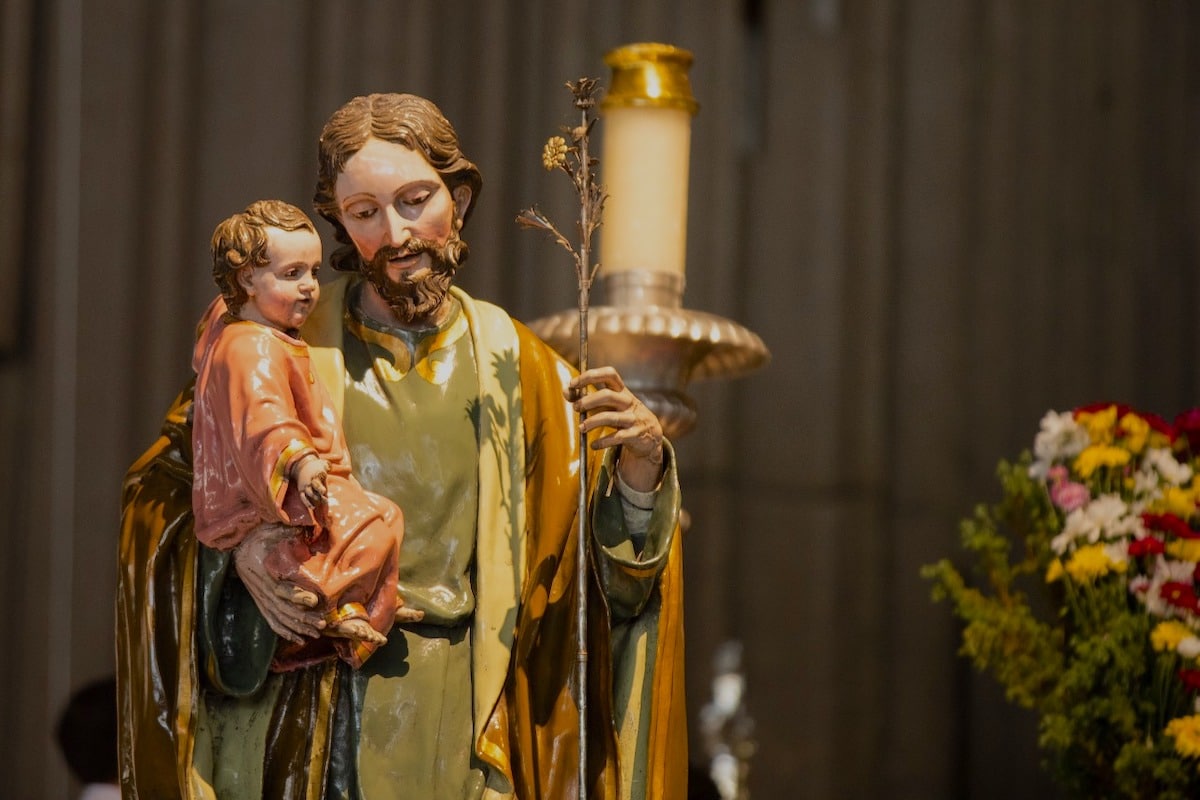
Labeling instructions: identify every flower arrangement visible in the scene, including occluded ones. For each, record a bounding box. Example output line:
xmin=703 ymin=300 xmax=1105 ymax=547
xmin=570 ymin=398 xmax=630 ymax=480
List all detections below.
xmin=924 ymin=403 xmax=1200 ymax=798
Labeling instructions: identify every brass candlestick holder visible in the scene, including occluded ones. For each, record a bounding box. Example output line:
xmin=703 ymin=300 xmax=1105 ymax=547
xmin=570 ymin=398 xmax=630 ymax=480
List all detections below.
xmin=529 ymin=43 xmax=769 ymax=440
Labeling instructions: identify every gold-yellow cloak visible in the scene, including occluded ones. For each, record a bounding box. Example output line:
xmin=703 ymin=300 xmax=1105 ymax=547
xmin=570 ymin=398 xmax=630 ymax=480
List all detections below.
xmin=117 ymin=281 xmax=688 ymax=799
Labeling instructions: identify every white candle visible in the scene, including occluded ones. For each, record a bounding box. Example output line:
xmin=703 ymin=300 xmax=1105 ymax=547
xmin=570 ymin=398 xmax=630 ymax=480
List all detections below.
xmin=599 ymin=43 xmax=698 ymax=281
xmin=600 ymin=106 xmax=692 ymax=277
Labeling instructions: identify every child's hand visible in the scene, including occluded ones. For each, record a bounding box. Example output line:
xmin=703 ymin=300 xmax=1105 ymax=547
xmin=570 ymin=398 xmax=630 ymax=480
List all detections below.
xmin=293 ymin=455 xmax=330 ymax=509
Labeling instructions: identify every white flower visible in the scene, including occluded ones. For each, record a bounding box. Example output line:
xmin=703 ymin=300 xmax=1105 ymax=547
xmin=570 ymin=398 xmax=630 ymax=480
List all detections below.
xmin=1087 ymin=494 xmax=1142 ymax=543
xmin=1103 ymin=540 xmax=1129 ymax=568
xmin=1052 ymin=495 xmax=1138 ymax=554
xmin=1128 ymin=516 xmax=1151 ymax=541
xmin=1179 ymin=636 xmax=1200 ymax=660
xmin=1157 ymin=555 xmax=1197 ymax=583
xmin=1146 ymin=447 xmax=1194 ymax=487
xmin=1087 ymin=494 xmax=1130 ymax=529
xmin=1104 ymin=511 xmax=1144 ymax=542
xmin=1030 ymin=411 xmax=1090 ymax=479
xmin=1131 ymin=465 xmax=1163 ymax=503
xmin=1052 ymin=508 xmax=1093 ymax=554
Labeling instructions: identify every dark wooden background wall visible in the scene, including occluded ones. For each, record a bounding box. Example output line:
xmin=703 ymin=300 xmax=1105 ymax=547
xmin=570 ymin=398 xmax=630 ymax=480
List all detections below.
xmin=2 ymin=1 xmax=1197 ymax=797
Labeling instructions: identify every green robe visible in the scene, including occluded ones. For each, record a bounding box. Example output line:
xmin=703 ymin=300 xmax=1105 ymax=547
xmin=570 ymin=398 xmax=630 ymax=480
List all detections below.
xmin=117 ymin=276 xmax=689 ymax=799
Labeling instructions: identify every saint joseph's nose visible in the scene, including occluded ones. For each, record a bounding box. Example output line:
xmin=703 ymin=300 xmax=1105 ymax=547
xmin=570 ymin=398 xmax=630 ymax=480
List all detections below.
xmin=382 ymin=206 xmax=412 ymax=249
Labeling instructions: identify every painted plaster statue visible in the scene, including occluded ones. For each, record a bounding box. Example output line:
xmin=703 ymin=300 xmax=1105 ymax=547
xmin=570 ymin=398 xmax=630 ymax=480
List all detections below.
xmin=117 ymin=93 xmax=687 ymax=800
xmin=193 ymin=200 xmax=407 ymax=669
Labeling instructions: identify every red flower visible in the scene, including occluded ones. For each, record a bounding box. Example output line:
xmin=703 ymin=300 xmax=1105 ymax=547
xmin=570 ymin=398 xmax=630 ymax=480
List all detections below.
xmin=1075 ymin=402 xmax=1133 ymax=418
xmin=1142 ymin=513 xmax=1200 ymax=539
xmin=1143 ymin=412 xmax=1174 ymax=438
xmin=1179 ymin=668 xmax=1200 ymax=692
xmin=1161 ymin=581 xmax=1200 ymax=614
xmin=1128 ymin=537 xmax=1166 ymax=557
xmin=1173 ymin=408 xmax=1200 ymax=452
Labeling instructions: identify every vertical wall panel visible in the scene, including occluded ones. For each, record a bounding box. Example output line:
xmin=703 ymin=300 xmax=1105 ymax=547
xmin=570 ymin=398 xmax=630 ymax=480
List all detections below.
xmin=0 ymin=0 xmax=34 ymax=354
xmin=960 ymin=2 xmax=1058 ymax=797
xmin=883 ymin=0 xmax=975 ymax=794
xmin=831 ymin=1 xmax=898 ymax=795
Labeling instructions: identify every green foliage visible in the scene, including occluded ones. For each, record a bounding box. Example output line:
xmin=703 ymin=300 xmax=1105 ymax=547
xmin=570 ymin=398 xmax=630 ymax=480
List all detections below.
xmin=920 ymin=457 xmax=1065 ymax=709
xmin=923 ymin=452 xmax=1200 ymax=798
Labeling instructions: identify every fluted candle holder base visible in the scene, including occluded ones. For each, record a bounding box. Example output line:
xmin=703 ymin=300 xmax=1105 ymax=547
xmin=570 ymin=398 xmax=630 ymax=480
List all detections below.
xmin=527 ymin=272 xmax=770 ymax=440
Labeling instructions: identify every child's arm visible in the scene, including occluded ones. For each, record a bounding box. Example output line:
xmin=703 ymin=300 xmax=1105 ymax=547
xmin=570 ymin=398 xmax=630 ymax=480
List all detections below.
xmin=291 ymin=453 xmax=330 ymax=509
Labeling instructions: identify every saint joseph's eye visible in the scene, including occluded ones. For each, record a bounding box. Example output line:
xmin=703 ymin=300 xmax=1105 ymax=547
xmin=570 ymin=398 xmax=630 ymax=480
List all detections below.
xmin=402 ymin=191 xmax=431 ymax=207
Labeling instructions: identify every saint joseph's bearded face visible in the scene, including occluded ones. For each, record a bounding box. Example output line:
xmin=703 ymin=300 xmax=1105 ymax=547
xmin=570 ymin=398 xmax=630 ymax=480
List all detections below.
xmin=334 ymin=137 xmax=472 ymax=325
xmin=361 ymin=231 xmax=467 ymax=324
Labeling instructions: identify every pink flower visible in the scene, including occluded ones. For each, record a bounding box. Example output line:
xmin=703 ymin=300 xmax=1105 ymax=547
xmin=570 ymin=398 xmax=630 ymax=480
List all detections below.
xmin=1051 ymin=480 xmax=1090 ymax=512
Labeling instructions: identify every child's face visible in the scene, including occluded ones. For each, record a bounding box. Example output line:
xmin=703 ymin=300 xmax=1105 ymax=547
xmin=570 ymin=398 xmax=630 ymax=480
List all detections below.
xmin=238 ymin=227 xmax=322 ymax=332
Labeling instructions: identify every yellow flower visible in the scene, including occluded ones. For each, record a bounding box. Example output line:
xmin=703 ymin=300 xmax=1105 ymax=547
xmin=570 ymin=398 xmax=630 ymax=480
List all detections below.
xmin=1149 ymin=429 xmax=1173 ymax=450
xmin=1162 ymin=486 xmax=1200 ymax=518
xmin=1063 ymin=544 xmax=1124 ymax=583
xmin=1167 ymin=714 xmax=1200 ymax=759
xmin=1045 ymin=559 xmax=1064 ymax=583
xmin=1167 ymin=539 xmax=1200 ymax=563
xmin=1152 ymin=620 xmax=1194 ymax=653
xmin=1119 ymin=412 xmax=1150 ymax=454
xmin=1073 ymin=444 xmax=1132 ymax=479
xmin=542 ymin=136 xmax=568 ymax=170
xmin=1077 ymin=406 xmax=1118 ymax=444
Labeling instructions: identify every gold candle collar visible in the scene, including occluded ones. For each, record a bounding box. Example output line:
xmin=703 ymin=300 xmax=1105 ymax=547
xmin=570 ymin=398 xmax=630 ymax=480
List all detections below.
xmin=601 ymin=43 xmax=699 ymax=115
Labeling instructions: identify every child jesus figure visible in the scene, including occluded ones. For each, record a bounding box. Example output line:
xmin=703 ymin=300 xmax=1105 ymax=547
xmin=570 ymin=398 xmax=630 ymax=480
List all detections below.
xmin=191 ymin=199 xmax=407 ymax=670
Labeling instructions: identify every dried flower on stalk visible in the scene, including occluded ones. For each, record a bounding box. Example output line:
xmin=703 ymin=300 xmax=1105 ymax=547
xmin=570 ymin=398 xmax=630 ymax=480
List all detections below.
xmin=516 ymin=76 xmax=609 ymax=800
xmin=542 ymin=136 xmax=568 ymax=171
xmin=517 ymin=78 xmax=607 ymax=290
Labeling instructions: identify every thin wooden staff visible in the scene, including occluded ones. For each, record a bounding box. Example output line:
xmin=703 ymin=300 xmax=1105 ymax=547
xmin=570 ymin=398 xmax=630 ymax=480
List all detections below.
xmin=517 ymin=76 xmax=606 ymax=800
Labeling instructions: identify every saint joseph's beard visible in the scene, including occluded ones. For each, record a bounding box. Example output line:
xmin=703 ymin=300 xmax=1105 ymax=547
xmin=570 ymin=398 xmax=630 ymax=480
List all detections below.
xmin=362 ymin=231 xmax=468 ymax=324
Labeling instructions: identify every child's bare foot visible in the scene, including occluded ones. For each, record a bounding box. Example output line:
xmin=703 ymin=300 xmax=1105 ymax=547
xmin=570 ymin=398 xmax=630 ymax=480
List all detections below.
xmin=330 ymin=617 xmax=387 ymax=646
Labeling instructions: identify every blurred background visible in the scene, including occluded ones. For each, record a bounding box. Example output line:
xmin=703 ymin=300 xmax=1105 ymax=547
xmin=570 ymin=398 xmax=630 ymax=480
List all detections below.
xmin=2 ymin=0 xmax=1198 ymax=797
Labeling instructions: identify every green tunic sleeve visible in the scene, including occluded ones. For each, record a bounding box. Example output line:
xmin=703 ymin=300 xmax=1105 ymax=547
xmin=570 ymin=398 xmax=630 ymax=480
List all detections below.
xmin=590 ymin=441 xmax=681 ymax=622
xmin=195 ymin=545 xmax=277 ymax=697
